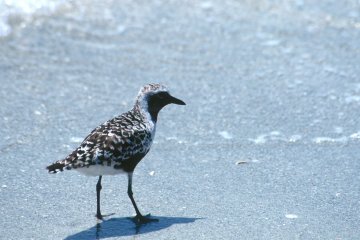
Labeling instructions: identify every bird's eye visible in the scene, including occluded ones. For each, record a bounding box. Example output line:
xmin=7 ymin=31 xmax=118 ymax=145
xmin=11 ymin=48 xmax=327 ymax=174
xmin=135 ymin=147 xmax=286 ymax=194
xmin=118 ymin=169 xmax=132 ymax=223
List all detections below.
xmin=157 ymin=92 xmax=168 ymax=99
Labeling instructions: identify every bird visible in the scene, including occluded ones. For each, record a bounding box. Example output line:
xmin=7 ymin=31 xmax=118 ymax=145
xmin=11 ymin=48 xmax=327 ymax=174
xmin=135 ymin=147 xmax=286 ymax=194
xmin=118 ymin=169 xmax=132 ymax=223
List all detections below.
xmin=46 ymin=83 xmax=185 ymax=224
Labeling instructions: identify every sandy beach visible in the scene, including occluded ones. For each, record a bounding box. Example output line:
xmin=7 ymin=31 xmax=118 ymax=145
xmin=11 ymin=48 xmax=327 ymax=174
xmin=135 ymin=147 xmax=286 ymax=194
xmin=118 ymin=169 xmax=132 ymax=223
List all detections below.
xmin=0 ymin=0 xmax=359 ymax=239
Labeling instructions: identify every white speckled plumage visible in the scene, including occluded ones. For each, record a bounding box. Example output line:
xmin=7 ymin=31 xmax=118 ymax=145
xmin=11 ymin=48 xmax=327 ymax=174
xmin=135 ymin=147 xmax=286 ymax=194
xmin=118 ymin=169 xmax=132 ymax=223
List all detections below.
xmin=47 ymin=83 xmax=182 ymax=175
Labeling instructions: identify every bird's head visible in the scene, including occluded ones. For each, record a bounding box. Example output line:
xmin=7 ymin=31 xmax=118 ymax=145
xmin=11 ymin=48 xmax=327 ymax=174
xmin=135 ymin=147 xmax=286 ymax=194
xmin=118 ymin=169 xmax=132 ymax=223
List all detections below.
xmin=135 ymin=83 xmax=186 ymax=122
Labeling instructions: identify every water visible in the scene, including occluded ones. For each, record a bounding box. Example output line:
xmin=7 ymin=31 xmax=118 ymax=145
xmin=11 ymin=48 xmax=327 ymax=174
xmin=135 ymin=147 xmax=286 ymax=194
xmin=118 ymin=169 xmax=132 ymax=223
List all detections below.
xmin=0 ymin=0 xmax=68 ymax=36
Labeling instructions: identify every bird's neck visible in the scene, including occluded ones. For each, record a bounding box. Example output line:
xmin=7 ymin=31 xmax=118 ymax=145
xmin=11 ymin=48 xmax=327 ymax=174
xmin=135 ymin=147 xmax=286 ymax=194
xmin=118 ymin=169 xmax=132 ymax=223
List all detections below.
xmin=133 ymin=102 xmax=158 ymax=124
xmin=132 ymin=104 xmax=157 ymax=141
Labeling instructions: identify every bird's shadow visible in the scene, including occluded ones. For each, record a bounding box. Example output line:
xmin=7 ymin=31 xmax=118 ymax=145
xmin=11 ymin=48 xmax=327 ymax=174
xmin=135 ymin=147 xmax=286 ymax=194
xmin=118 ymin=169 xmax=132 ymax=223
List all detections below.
xmin=65 ymin=216 xmax=201 ymax=240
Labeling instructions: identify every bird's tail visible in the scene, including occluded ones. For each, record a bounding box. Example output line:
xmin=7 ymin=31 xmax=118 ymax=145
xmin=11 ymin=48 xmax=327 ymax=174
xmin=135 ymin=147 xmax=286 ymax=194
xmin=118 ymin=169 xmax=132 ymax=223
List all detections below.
xmin=46 ymin=160 xmax=66 ymax=173
xmin=47 ymin=150 xmax=78 ymax=173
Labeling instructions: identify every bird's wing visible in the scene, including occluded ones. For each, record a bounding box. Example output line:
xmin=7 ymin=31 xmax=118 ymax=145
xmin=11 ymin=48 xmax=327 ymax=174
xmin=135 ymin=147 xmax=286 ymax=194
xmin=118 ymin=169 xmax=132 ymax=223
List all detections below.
xmin=47 ymin=119 xmax=150 ymax=173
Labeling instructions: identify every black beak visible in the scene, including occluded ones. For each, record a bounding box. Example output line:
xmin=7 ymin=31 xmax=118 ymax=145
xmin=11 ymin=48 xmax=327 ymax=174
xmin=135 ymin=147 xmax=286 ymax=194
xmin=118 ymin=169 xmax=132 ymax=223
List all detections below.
xmin=168 ymin=95 xmax=186 ymax=105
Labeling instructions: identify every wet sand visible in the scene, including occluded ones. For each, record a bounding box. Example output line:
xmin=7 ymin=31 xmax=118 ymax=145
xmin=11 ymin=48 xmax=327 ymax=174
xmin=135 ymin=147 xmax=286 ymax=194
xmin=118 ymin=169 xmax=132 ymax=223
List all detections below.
xmin=0 ymin=0 xmax=360 ymax=239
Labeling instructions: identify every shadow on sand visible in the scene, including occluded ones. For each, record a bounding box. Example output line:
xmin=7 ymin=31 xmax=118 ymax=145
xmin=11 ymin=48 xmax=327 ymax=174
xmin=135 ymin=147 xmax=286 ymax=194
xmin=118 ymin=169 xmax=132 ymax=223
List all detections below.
xmin=65 ymin=216 xmax=200 ymax=239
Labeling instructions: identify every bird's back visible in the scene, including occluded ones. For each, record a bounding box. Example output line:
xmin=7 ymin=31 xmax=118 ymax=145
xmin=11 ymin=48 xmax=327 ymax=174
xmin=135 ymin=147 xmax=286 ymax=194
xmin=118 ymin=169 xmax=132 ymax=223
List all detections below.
xmin=47 ymin=108 xmax=155 ymax=175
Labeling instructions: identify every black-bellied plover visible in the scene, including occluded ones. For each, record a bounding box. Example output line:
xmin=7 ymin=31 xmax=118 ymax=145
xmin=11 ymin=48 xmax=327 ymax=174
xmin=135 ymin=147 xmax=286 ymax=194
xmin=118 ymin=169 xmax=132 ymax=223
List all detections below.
xmin=46 ymin=83 xmax=185 ymax=224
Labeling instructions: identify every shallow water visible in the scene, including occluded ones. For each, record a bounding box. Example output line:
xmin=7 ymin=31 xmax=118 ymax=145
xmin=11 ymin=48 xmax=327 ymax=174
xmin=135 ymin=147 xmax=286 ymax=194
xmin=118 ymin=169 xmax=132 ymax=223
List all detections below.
xmin=0 ymin=0 xmax=360 ymax=239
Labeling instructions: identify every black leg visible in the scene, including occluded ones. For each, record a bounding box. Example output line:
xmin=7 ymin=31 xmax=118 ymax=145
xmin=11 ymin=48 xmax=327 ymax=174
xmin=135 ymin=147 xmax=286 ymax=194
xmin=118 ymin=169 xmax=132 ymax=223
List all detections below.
xmin=96 ymin=175 xmax=103 ymax=220
xmin=127 ymin=172 xmax=158 ymax=224
xmin=127 ymin=173 xmax=141 ymax=216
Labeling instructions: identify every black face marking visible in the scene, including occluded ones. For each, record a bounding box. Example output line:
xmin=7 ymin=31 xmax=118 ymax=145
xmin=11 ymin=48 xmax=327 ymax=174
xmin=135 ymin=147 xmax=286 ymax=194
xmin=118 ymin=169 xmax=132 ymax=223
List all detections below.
xmin=147 ymin=92 xmax=172 ymax=122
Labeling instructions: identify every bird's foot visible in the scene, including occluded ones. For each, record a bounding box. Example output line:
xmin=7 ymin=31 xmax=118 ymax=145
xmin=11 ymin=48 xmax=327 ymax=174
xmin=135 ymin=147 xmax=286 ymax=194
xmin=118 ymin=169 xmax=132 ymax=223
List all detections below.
xmin=131 ymin=214 xmax=159 ymax=225
xmin=95 ymin=213 xmax=115 ymax=220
